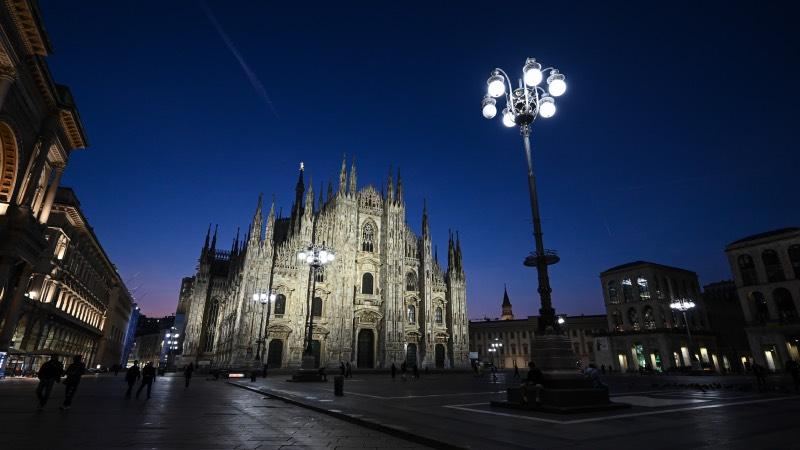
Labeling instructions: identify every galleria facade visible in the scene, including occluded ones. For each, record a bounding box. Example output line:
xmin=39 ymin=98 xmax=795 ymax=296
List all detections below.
xmin=181 ymin=160 xmax=470 ymax=370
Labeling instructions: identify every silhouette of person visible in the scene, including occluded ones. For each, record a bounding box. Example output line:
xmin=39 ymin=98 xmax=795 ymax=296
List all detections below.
xmin=513 ymin=360 xmax=521 ymax=378
xmin=60 ymin=355 xmax=85 ymax=410
xmin=36 ymin=355 xmax=63 ymax=409
xmin=136 ymin=362 xmax=156 ymax=399
xmin=184 ymin=362 xmax=194 ymax=388
xmin=345 ymin=362 xmax=352 ymax=378
xmin=391 ymin=362 xmax=397 ymax=380
xmin=125 ymin=361 xmax=141 ymax=397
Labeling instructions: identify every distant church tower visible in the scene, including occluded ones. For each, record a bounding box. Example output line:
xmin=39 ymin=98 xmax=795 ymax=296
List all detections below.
xmin=501 ymin=285 xmax=514 ymax=320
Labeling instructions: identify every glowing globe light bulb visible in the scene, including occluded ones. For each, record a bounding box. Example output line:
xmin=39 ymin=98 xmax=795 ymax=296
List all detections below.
xmin=547 ymin=71 xmax=567 ymax=97
xmin=502 ymin=109 xmax=516 ymax=127
xmin=481 ymin=96 xmax=497 ymax=119
xmin=539 ymin=96 xmax=556 ymax=118
xmin=523 ymin=58 xmax=543 ymax=87
xmin=487 ymin=73 xmax=506 ymax=98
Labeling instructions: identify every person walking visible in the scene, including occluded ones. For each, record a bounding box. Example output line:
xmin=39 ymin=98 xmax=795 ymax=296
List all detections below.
xmin=391 ymin=362 xmax=397 ymax=381
xmin=184 ymin=362 xmax=194 ymax=388
xmin=36 ymin=355 xmax=63 ymax=410
xmin=752 ymin=362 xmax=768 ymax=391
xmin=339 ymin=361 xmax=346 ymax=376
xmin=113 ymin=364 xmax=120 ymax=376
xmin=136 ymin=361 xmax=156 ymax=399
xmin=345 ymin=362 xmax=352 ymax=378
xmin=412 ymin=364 xmax=419 ymax=380
xmin=125 ymin=361 xmax=141 ymax=398
xmin=785 ymin=359 xmax=799 ymax=392
xmin=60 ymin=355 xmax=86 ymax=410
xmin=262 ymin=363 xmax=268 ymax=378
xmin=400 ymin=361 xmax=407 ymax=381
xmin=513 ymin=360 xmax=521 ymax=379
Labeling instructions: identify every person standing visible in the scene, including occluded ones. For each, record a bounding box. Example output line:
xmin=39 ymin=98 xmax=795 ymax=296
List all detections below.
xmin=125 ymin=361 xmax=141 ymax=398
xmin=412 ymin=364 xmax=419 ymax=380
xmin=522 ymin=362 xmax=544 ymax=405
xmin=136 ymin=361 xmax=156 ymax=399
xmin=339 ymin=361 xmax=346 ymax=376
xmin=113 ymin=364 xmax=120 ymax=376
xmin=752 ymin=362 xmax=767 ymax=391
xmin=184 ymin=362 xmax=194 ymax=388
xmin=400 ymin=361 xmax=407 ymax=381
xmin=785 ymin=359 xmax=799 ymax=392
xmin=262 ymin=363 xmax=268 ymax=378
xmin=36 ymin=355 xmax=63 ymax=410
xmin=513 ymin=360 xmax=521 ymax=379
xmin=60 ymin=355 xmax=86 ymax=410
xmin=345 ymin=362 xmax=352 ymax=378
xmin=391 ymin=362 xmax=397 ymax=381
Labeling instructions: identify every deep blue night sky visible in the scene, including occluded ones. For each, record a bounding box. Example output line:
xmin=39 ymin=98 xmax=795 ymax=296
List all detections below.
xmin=38 ymin=1 xmax=799 ymax=318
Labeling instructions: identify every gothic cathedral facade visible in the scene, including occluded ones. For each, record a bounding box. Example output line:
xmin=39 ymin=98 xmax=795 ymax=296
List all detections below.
xmin=181 ymin=159 xmax=469 ymax=370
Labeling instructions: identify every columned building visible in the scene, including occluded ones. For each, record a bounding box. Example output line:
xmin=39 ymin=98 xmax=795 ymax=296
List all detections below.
xmin=181 ymin=160 xmax=470 ymax=370
xmin=725 ymin=228 xmax=800 ymax=371
xmin=596 ymin=261 xmax=723 ymax=372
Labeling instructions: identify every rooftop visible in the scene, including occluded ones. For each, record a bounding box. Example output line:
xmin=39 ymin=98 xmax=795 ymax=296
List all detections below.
xmin=600 ymin=260 xmax=696 ymax=276
xmin=726 ymin=227 xmax=800 ymax=248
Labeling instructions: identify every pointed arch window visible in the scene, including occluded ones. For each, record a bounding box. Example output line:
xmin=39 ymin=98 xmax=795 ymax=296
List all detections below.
xmin=315 ymin=267 xmax=325 ymax=283
xmin=762 ymin=249 xmax=785 ymax=282
xmin=611 ymin=310 xmax=623 ymax=331
xmin=637 ymin=276 xmax=650 ymax=301
xmin=274 ymin=294 xmax=287 ymax=315
xmin=435 ymin=306 xmax=443 ymax=324
xmin=361 ymin=273 xmax=374 ymax=295
xmin=607 ymin=281 xmax=619 ymax=304
xmin=738 ymin=254 xmax=758 ymax=286
xmin=642 ymin=306 xmax=656 ymax=329
xmin=628 ymin=308 xmax=640 ymax=331
xmin=311 ymin=296 xmax=323 ymax=317
xmin=405 ymin=272 xmax=417 ymax=291
xmin=362 ymin=223 xmax=374 ymax=252
xmin=622 ymin=279 xmax=633 ymax=302
xmin=407 ymin=305 xmax=416 ymax=324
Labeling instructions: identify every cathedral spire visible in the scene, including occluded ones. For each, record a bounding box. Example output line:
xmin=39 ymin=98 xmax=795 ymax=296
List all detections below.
xmin=249 ymin=193 xmax=263 ymax=245
xmin=203 ymin=223 xmax=211 ymax=253
xmin=210 ymin=224 xmax=218 ymax=252
xmin=290 ymin=162 xmax=305 ymax=231
xmin=396 ymin=168 xmax=403 ymax=204
xmin=231 ymin=227 xmax=240 ymax=256
xmin=386 ymin=165 xmax=394 ymax=203
xmin=264 ymin=196 xmax=276 ymax=245
xmin=338 ymin=154 xmax=347 ymax=195
xmin=327 ymin=180 xmax=333 ymax=203
xmin=348 ymin=156 xmax=357 ymax=195
xmin=318 ymin=181 xmax=324 ymax=211
xmin=304 ymin=177 xmax=314 ymax=220
xmin=422 ymin=198 xmax=430 ymax=238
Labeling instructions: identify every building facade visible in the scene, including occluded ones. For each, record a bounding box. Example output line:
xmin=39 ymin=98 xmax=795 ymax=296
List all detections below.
xmin=468 ymin=288 xmax=605 ymax=369
xmin=0 ymin=1 xmax=91 ymax=374
xmin=181 ymin=161 xmax=469 ymax=370
xmin=596 ymin=261 xmax=724 ymax=373
xmin=703 ymin=280 xmax=749 ymax=370
xmin=725 ymin=228 xmax=800 ymax=371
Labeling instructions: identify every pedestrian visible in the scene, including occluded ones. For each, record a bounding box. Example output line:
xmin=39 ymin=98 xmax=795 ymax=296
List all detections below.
xmin=345 ymin=361 xmax=352 ymax=378
xmin=601 ymin=364 xmax=606 ymax=375
xmin=491 ymin=364 xmax=498 ymax=382
xmin=184 ymin=362 xmax=194 ymax=388
xmin=785 ymin=359 xmax=799 ymax=392
xmin=412 ymin=363 xmax=419 ymax=380
xmin=113 ymin=364 xmax=120 ymax=376
xmin=391 ymin=362 xmax=397 ymax=381
xmin=318 ymin=366 xmax=327 ymax=381
xmin=136 ymin=361 xmax=156 ymax=399
xmin=339 ymin=361 xmax=346 ymax=376
xmin=752 ymin=362 xmax=767 ymax=391
xmin=250 ymin=367 xmax=257 ymax=382
xmin=36 ymin=355 xmax=63 ymax=410
xmin=513 ymin=360 xmax=521 ymax=379
xmin=262 ymin=363 xmax=268 ymax=378
xmin=472 ymin=361 xmax=479 ymax=377
xmin=400 ymin=361 xmax=407 ymax=381
xmin=125 ymin=361 xmax=141 ymax=397
xmin=521 ymin=362 xmax=544 ymax=405
xmin=60 ymin=355 xmax=86 ymax=410
xmin=585 ymin=364 xmax=607 ymax=389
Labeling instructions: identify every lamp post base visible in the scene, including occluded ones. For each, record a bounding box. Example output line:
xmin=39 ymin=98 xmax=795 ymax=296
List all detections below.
xmin=493 ymin=334 xmax=626 ymax=413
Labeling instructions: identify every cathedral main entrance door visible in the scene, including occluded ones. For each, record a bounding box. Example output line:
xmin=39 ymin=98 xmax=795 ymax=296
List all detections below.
xmin=357 ymin=329 xmax=374 ymax=368
xmin=267 ymin=339 xmax=283 ymax=368
xmin=435 ymin=344 xmax=445 ymax=369
xmin=405 ymin=343 xmax=417 ymax=367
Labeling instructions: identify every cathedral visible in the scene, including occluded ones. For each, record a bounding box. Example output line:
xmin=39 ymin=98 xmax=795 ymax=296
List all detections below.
xmin=181 ymin=158 xmax=469 ymax=370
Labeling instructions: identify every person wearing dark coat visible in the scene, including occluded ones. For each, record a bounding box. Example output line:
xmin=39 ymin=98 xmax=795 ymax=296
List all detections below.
xmin=184 ymin=362 xmax=194 ymax=388
xmin=125 ymin=361 xmax=141 ymax=397
xmin=60 ymin=355 xmax=86 ymax=410
xmin=36 ymin=355 xmax=63 ymax=409
xmin=136 ymin=362 xmax=156 ymax=399
xmin=345 ymin=362 xmax=352 ymax=378
xmin=339 ymin=362 xmax=346 ymax=376
xmin=391 ymin=362 xmax=397 ymax=381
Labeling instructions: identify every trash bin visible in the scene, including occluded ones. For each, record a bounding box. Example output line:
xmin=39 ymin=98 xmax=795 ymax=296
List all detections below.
xmin=334 ymin=375 xmax=344 ymax=396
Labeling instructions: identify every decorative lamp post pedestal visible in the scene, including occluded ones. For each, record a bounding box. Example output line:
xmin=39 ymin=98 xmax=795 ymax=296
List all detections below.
xmin=482 ymin=58 xmax=626 ymax=413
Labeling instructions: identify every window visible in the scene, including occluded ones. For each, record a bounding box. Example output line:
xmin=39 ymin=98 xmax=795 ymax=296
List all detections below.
xmin=654 ymin=277 xmax=665 ymax=300
xmin=749 ymin=291 xmax=768 ymax=323
xmin=405 ymin=272 xmax=417 ymax=291
xmin=435 ymin=307 xmax=443 ymax=323
xmin=643 ymin=306 xmax=656 ymax=330
xmin=311 ymin=297 xmax=322 ymax=317
xmin=362 ymin=223 xmax=375 ymax=252
xmin=774 ymin=288 xmax=797 ymax=321
xmin=628 ymin=308 xmax=640 ymax=331
xmin=361 ymin=273 xmax=374 ymax=294
xmin=511 ymin=344 xmax=517 ymax=354
xmin=274 ymin=294 xmax=286 ymax=315
xmin=315 ymin=267 xmax=324 ymax=282
xmin=622 ymin=279 xmax=633 ymax=302
xmin=789 ymin=245 xmax=800 ymax=279
xmin=407 ymin=305 xmax=416 ymax=323
xmin=637 ymin=276 xmax=650 ymax=300
xmin=738 ymin=254 xmax=758 ymax=286
xmin=612 ymin=310 xmax=623 ymax=331
xmin=762 ymin=250 xmax=785 ymax=282
xmin=522 ymin=344 xmax=529 ymax=354
xmin=608 ymin=281 xmax=619 ymax=304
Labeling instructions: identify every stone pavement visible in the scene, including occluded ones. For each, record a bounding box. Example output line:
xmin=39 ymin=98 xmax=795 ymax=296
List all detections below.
xmin=0 ymin=374 xmax=427 ymax=449
xmin=232 ymin=371 xmax=800 ymax=449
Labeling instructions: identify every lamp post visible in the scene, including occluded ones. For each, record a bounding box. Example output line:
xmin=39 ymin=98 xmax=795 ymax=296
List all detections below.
xmin=482 ymin=57 xmax=567 ymax=334
xmin=489 ymin=338 xmax=503 ymax=368
xmin=297 ymin=243 xmax=335 ymax=369
xmin=252 ymin=290 xmax=276 ymax=361
xmin=670 ymin=297 xmax=699 ymax=369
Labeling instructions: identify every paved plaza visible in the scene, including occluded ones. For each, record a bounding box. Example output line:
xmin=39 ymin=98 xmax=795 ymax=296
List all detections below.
xmin=231 ymin=371 xmax=800 ymax=449
xmin=2 ymin=371 xmax=799 ymax=449
xmin=0 ymin=374 xmax=427 ymax=449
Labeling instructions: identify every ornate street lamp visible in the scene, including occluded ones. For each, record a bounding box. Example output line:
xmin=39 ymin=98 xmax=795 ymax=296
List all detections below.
xmin=252 ymin=290 xmax=276 ymax=361
xmin=482 ymin=57 xmax=567 ymax=333
xmin=297 ymin=243 xmax=335 ymax=369
xmin=670 ymin=298 xmax=700 ymax=369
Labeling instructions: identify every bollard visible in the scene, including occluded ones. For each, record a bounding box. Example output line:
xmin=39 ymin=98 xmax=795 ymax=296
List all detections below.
xmin=334 ymin=375 xmax=344 ymax=396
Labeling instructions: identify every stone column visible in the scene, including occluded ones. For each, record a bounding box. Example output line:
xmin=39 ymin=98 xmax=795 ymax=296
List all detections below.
xmin=0 ymin=263 xmax=33 ymax=351
xmin=37 ymin=164 xmax=64 ymax=224
xmin=0 ymin=66 xmax=16 ymax=112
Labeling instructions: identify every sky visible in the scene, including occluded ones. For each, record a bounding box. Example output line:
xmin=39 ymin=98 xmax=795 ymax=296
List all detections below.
xmin=38 ymin=1 xmax=800 ymax=319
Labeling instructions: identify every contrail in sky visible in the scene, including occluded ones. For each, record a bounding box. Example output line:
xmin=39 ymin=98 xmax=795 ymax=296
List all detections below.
xmin=200 ymin=1 xmax=280 ymax=119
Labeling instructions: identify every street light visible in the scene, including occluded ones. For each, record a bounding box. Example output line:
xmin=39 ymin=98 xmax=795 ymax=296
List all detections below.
xmin=670 ymin=298 xmax=699 ymax=369
xmin=297 ymin=243 xmax=335 ymax=368
xmin=252 ymin=290 xmax=277 ymax=361
xmin=489 ymin=338 xmax=503 ymax=369
xmin=482 ymin=57 xmax=567 ymax=333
